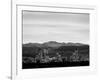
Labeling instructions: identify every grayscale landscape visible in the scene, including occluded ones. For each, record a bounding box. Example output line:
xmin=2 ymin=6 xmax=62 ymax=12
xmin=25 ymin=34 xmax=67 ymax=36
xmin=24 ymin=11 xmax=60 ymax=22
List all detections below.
xmin=22 ymin=11 xmax=89 ymax=69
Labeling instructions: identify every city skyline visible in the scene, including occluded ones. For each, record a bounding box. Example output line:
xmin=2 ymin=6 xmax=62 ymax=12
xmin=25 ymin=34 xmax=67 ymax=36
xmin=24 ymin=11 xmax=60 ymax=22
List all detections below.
xmin=22 ymin=11 xmax=89 ymax=44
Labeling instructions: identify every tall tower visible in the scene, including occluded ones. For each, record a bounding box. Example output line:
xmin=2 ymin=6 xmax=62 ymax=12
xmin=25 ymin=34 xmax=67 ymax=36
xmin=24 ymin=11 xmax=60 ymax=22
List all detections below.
xmin=70 ymin=49 xmax=79 ymax=62
xmin=56 ymin=52 xmax=62 ymax=62
xmin=37 ymin=48 xmax=49 ymax=63
xmin=43 ymin=48 xmax=48 ymax=59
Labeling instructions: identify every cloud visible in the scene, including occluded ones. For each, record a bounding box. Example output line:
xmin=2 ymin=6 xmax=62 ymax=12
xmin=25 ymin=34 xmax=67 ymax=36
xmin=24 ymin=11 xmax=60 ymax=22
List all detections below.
xmin=23 ymin=11 xmax=89 ymax=44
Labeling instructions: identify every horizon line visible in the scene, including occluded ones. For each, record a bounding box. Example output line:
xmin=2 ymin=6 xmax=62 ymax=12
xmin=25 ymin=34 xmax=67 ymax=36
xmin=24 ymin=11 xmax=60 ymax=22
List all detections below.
xmin=22 ymin=41 xmax=89 ymax=45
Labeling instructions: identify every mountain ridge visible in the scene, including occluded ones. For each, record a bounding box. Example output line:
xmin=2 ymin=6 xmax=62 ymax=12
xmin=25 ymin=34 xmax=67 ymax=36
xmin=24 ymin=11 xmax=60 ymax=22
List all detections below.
xmin=23 ymin=41 xmax=88 ymax=48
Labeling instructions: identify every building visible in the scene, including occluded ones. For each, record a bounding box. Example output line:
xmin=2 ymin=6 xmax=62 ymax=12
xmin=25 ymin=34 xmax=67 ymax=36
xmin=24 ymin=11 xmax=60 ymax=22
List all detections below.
xmin=70 ymin=49 xmax=80 ymax=62
xmin=56 ymin=52 xmax=62 ymax=62
xmin=35 ymin=48 xmax=50 ymax=63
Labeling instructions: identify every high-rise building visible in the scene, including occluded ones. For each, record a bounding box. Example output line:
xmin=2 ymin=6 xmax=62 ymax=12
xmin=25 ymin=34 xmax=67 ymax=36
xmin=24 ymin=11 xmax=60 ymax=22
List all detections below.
xmin=70 ymin=49 xmax=80 ymax=62
xmin=35 ymin=48 xmax=50 ymax=63
xmin=56 ymin=52 xmax=62 ymax=62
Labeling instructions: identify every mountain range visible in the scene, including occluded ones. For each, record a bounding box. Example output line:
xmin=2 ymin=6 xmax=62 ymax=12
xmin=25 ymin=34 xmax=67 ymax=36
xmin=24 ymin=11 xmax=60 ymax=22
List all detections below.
xmin=23 ymin=41 xmax=88 ymax=48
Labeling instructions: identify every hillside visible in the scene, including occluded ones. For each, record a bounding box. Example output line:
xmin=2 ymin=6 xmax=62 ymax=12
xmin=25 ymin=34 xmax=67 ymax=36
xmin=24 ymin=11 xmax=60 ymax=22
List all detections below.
xmin=22 ymin=41 xmax=89 ymax=58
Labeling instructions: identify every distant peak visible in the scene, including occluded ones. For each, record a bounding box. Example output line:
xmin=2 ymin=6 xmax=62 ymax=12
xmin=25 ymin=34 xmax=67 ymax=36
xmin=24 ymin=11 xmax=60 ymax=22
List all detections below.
xmin=43 ymin=41 xmax=59 ymax=44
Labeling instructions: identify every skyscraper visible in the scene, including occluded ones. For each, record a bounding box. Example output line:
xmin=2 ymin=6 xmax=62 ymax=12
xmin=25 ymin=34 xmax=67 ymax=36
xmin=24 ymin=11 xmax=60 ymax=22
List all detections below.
xmin=70 ymin=49 xmax=80 ymax=62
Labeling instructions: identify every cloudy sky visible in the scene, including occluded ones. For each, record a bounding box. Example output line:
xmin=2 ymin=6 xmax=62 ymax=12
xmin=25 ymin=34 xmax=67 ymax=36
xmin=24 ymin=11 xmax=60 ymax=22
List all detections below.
xmin=22 ymin=10 xmax=89 ymax=44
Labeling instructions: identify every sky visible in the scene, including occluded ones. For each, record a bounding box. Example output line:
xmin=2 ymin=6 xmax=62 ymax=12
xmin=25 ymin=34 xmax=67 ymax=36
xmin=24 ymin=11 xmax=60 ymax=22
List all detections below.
xmin=22 ymin=10 xmax=89 ymax=44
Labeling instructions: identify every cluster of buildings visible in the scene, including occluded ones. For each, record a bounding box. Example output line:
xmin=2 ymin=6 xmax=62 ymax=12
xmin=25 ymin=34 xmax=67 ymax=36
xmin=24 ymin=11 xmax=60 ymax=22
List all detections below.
xmin=23 ymin=48 xmax=89 ymax=64
xmin=34 ymin=49 xmax=62 ymax=63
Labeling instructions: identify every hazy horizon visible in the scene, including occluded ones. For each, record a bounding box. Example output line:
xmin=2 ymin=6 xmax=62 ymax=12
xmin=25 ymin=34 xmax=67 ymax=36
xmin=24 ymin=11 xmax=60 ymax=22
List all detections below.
xmin=23 ymin=11 xmax=89 ymax=44
xmin=22 ymin=41 xmax=89 ymax=45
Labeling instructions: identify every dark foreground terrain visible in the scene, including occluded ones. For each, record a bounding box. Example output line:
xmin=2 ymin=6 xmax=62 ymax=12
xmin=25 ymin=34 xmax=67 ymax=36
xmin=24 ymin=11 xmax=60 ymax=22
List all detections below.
xmin=22 ymin=41 xmax=89 ymax=69
xmin=23 ymin=61 xmax=89 ymax=69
